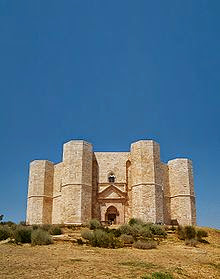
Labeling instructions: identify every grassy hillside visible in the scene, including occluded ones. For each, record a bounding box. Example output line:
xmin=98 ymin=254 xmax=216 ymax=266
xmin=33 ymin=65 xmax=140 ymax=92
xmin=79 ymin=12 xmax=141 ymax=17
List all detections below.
xmin=0 ymin=226 xmax=219 ymax=278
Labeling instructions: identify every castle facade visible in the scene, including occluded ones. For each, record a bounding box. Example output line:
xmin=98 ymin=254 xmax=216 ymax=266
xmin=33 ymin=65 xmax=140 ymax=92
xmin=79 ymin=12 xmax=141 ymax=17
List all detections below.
xmin=26 ymin=140 xmax=196 ymax=226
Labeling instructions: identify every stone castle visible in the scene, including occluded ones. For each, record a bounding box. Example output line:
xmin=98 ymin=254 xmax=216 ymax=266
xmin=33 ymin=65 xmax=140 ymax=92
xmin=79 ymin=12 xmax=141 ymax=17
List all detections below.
xmin=26 ymin=139 xmax=196 ymax=226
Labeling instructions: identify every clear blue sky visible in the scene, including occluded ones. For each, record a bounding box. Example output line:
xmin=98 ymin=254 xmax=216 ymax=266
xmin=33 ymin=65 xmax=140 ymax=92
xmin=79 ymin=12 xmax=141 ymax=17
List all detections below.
xmin=0 ymin=1 xmax=219 ymax=228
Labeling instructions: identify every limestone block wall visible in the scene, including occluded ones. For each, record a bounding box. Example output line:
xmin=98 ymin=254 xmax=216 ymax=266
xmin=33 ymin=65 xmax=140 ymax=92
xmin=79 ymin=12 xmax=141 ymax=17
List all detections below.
xmin=95 ymin=152 xmax=129 ymax=190
xmin=60 ymin=140 xmax=93 ymax=224
xmin=168 ymin=159 xmax=196 ymax=225
xmin=52 ymin=162 xmax=63 ymax=224
xmin=130 ymin=140 xmax=163 ymax=223
xmin=26 ymin=160 xmax=54 ymax=225
xmin=161 ymin=163 xmax=171 ymax=224
xmin=26 ymin=138 xmax=196 ymax=226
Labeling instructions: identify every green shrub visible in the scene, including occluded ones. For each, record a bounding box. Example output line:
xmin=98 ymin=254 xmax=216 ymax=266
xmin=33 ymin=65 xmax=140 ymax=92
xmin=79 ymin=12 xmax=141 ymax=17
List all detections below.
xmin=119 ymin=234 xmax=134 ymax=244
xmin=148 ymin=224 xmax=167 ymax=237
xmin=128 ymin=218 xmax=144 ymax=226
xmin=87 ymin=229 xmax=123 ymax=248
xmin=107 ymin=233 xmax=124 ymax=249
xmin=133 ymin=240 xmax=157 ymax=250
xmin=141 ymin=271 xmax=174 ymax=279
xmin=81 ymin=229 xmax=94 ymax=241
xmin=109 ymin=228 xmax=121 ymax=237
xmin=138 ymin=226 xmax=153 ymax=238
xmin=176 ymin=226 xmax=185 ymax=240
xmin=14 ymin=226 xmax=32 ymax=243
xmin=119 ymin=224 xmax=139 ymax=237
xmin=0 ymin=225 xmax=11 ymax=240
xmin=185 ymin=238 xmax=198 ymax=247
xmin=196 ymin=229 xmax=208 ymax=241
xmin=184 ymin=226 xmax=196 ymax=240
xmin=41 ymin=224 xmax=52 ymax=232
xmin=49 ymin=225 xmax=62 ymax=235
xmin=31 ymin=229 xmax=53 ymax=245
xmin=90 ymin=229 xmax=110 ymax=248
xmin=32 ymin=224 xmax=40 ymax=230
xmin=88 ymin=219 xmax=102 ymax=230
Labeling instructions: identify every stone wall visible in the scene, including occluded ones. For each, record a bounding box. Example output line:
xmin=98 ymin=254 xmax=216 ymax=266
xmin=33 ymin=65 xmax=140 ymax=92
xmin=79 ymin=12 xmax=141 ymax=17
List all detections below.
xmin=26 ymin=139 xmax=196 ymax=226
xmin=52 ymin=162 xmax=63 ymax=224
xmin=61 ymin=140 xmax=93 ymax=224
xmin=130 ymin=140 xmax=163 ymax=223
xmin=26 ymin=160 xmax=54 ymax=225
xmin=168 ymin=159 xmax=196 ymax=225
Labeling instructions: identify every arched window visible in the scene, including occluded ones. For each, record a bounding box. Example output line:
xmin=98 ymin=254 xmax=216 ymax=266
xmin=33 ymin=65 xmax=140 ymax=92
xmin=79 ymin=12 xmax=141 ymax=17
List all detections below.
xmin=108 ymin=173 xmax=115 ymax=183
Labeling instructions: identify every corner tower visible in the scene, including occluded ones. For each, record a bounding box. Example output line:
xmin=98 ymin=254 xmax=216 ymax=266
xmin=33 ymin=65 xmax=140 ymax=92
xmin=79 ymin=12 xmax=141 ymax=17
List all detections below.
xmin=26 ymin=160 xmax=54 ymax=225
xmin=168 ymin=159 xmax=196 ymax=225
xmin=61 ymin=140 xmax=93 ymax=224
xmin=130 ymin=140 xmax=163 ymax=223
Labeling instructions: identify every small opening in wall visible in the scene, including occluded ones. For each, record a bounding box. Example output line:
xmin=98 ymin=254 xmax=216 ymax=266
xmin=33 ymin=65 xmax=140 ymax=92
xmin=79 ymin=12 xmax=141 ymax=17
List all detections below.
xmin=108 ymin=173 xmax=115 ymax=183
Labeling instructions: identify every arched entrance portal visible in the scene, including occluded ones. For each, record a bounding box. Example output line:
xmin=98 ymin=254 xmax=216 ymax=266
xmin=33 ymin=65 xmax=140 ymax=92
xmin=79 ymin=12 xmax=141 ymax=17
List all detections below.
xmin=105 ymin=206 xmax=119 ymax=225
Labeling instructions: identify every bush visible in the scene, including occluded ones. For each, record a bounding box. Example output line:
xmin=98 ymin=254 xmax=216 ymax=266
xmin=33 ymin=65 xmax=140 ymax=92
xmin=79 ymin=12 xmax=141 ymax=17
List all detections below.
xmin=0 ymin=225 xmax=11 ymax=240
xmin=185 ymin=238 xmax=198 ymax=247
xmin=0 ymin=221 xmax=16 ymax=229
xmin=32 ymin=224 xmax=40 ymax=230
xmin=14 ymin=226 xmax=32 ymax=243
xmin=49 ymin=225 xmax=62 ymax=235
xmin=88 ymin=219 xmax=102 ymax=230
xmin=128 ymin=218 xmax=144 ymax=226
xmin=107 ymin=233 xmax=124 ymax=249
xmin=90 ymin=229 xmax=110 ymax=248
xmin=177 ymin=226 xmax=185 ymax=240
xmin=142 ymin=272 xmax=174 ymax=279
xmin=119 ymin=224 xmax=139 ymax=237
xmin=109 ymin=228 xmax=121 ymax=237
xmin=31 ymin=229 xmax=53 ymax=245
xmin=177 ymin=225 xmax=196 ymax=240
xmin=87 ymin=229 xmax=123 ymax=248
xmin=81 ymin=229 xmax=94 ymax=241
xmin=119 ymin=234 xmax=134 ymax=244
xmin=138 ymin=225 xmax=153 ymax=238
xmin=184 ymin=226 xmax=196 ymax=240
xmin=197 ymin=229 xmax=208 ymax=241
xmin=133 ymin=240 xmax=157 ymax=250
xmin=148 ymin=224 xmax=167 ymax=237
xmin=41 ymin=224 xmax=52 ymax=232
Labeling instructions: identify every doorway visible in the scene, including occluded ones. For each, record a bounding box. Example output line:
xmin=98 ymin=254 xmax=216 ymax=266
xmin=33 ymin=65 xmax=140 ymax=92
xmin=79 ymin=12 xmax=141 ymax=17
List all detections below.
xmin=105 ymin=206 xmax=118 ymax=225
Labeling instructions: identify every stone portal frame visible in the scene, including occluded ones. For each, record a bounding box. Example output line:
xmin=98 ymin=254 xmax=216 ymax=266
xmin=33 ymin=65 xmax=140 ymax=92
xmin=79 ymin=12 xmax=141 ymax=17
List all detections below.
xmin=100 ymin=202 xmax=125 ymax=224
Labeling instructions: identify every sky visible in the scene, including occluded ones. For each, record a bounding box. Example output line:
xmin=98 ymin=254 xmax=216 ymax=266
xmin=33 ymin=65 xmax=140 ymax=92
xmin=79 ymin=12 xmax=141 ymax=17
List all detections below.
xmin=0 ymin=0 xmax=219 ymax=228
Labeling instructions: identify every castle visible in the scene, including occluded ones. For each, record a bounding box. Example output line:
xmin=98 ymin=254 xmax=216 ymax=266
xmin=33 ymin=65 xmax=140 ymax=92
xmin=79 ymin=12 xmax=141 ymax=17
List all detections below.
xmin=26 ymin=139 xmax=196 ymax=226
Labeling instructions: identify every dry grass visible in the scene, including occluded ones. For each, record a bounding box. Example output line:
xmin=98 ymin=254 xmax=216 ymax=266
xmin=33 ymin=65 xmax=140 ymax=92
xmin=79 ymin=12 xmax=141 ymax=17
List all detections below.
xmin=0 ymin=227 xmax=219 ymax=279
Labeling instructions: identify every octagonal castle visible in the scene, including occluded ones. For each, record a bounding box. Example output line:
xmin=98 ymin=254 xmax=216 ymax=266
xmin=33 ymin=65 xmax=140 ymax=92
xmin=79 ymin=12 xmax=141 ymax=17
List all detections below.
xmin=26 ymin=139 xmax=196 ymax=226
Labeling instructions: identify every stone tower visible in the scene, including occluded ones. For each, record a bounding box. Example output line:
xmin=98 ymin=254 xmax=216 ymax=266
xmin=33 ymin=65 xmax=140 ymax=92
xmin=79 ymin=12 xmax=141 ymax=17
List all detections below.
xmin=130 ymin=140 xmax=163 ymax=223
xmin=60 ymin=140 xmax=93 ymax=224
xmin=26 ymin=139 xmax=196 ymax=226
xmin=26 ymin=160 xmax=54 ymax=224
xmin=168 ymin=159 xmax=196 ymax=225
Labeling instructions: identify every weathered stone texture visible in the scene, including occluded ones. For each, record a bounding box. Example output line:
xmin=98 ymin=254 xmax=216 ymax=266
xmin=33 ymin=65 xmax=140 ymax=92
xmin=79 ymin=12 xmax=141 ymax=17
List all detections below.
xmin=26 ymin=139 xmax=196 ymax=226
xmin=130 ymin=140 xmax=163 ymax=223
xmin=168 ymin=159 xmax=196 ymax=225
xmin=26 ymin=160 xmax=54 ymax=225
